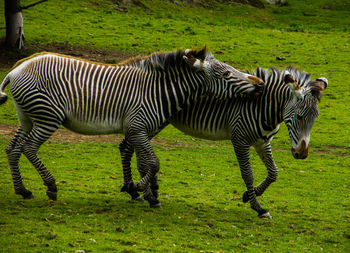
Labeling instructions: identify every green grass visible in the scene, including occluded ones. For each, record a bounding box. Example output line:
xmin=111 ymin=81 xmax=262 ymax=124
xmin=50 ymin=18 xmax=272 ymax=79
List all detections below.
xmin=0 ymin=139 xmax=349 ymax=252
xmin=0 ymin=0 xmax=349 ymax=252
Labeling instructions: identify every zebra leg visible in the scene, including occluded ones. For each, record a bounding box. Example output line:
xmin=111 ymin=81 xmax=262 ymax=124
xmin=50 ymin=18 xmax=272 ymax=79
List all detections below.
xmin=144 ymin=129 xmax=165 ymax=201
xmin=123 ymin=125 xmax=166 ymax=207
xmin=136 ymin=153 xmax=160 ymax=207
xmin=127 ymin=132 xmax=160 ymax=207
xmin=134 ymin=149 xmax=159 ymax=192
xmin=150 ymin=174 xmax=159 ymax=199
xmin=22 ymin=125 xmax=59 ymax=201
xmin=6 ymin=126 xmax=34 ymax=199
xmin=119 ymin=139 xmax=142 ymax=201
xmin=243 ymin=141 xmax=278 ymax=203
xmin=233 ymin=143 xmax=272 ymax=219
xmin=119 ymin=137 xmax=160 ymax=205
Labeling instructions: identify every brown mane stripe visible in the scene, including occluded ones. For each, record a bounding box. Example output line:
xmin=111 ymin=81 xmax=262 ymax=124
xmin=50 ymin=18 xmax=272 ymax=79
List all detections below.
xmin=11 ymin=46 xmax=209 ymax=71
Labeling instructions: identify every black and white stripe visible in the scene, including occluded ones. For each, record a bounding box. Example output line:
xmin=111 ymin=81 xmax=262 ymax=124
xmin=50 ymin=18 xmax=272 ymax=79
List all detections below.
xmin=121 ymin=66 xmax=327 ymax=218
xmin=0 ymin=48 xmax=262 ymax=205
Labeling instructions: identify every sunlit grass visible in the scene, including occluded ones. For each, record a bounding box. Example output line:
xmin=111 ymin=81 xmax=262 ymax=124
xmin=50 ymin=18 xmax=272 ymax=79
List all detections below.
xmin=0 ymin=0 xmax=349 ymax=252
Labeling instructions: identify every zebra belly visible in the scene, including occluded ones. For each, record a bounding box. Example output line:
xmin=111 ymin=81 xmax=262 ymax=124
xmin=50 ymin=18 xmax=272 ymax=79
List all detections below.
xmin=172 ymin=123 xmax=231 ymax=140
xmin=62 ymin=116 xmax=124 ymax=135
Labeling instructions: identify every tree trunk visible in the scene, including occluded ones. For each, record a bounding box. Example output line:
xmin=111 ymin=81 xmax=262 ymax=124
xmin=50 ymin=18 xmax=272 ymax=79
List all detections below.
xmin=5 ymin=0 xmax=25 ymax=49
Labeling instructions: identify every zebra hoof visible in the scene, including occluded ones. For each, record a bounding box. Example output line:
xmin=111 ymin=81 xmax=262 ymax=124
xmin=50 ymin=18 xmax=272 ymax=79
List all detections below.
xmin=149 ymin=199 xmax=162 ymax=208
xmin=26 ymin=194 xmax=35 ymax=199
xmin=150 ymin=202 xmax=162 ymax=208
xmin=258 ymin=211 xmax=272 ymax=219
xmin=132 ymin=195 xmax=144 ymax=202
xmin=23 ymin=192 xmax=35 ymax=199
xmin=46 ymin=191 xmax=57 ymax=201
xmin=19 ymin=189 xmax=35 ymax=199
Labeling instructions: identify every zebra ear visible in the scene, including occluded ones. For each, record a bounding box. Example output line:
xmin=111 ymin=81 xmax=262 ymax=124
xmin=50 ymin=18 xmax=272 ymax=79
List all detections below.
xmin=308 ymin=77 xmax=328 ymax=101
xmin=285 ymin=71 xmax=303 ymax=99
xmin=184 ymin=46 xmax=208 ymax=61
xmin=315 ymin=77 xmax=328 ymax=90
xmin=183 ymin=55 xmax=210 ymax=71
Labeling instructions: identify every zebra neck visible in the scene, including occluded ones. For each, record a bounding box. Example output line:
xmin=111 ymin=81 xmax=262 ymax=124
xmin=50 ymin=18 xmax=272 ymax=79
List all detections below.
xmin=143 ymin=68 xmax=204 ymax=129
xmin=258 ymin=83 xmax=292 ymax=131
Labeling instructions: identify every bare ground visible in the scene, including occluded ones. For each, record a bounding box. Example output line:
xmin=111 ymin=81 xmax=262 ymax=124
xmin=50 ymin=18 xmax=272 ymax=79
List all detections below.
xmin=0 ymin=122 xmax=348 ymax=157
xmin=0 ymin=123 xmax=198 ymax=150
xmin=0 ymin=123 xmax=173 ymax=147
xmin=0 ymin=42 xmax=135 ymax=69
xmin=0 ymin=123 xmax=124 ymax=144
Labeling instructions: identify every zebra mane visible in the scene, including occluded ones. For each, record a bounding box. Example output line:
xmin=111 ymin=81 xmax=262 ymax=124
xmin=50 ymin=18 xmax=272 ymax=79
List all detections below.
xmin=252 ymin=66 xmax=312 ymax=87
xmin=119 ymin=47 xmax=213 ymax=71
xmin=11 ymin=47 xmax=213 ymax=73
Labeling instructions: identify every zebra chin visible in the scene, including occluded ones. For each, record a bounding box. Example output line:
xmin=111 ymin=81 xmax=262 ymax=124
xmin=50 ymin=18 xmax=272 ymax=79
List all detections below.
xmin=291 ymin=140 xmax=309 ymax=159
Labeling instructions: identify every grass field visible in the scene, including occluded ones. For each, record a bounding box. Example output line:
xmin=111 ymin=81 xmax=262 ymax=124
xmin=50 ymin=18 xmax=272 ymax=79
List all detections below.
xmin=0 ymin=0 xmax=349 ymax=252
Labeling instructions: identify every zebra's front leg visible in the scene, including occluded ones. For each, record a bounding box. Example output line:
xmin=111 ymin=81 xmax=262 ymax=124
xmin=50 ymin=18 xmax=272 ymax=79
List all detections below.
xmin=119 ymin=139 xmax=142 ymax=201
xmin=134 ymin=151 xmax=159 ymax=194
xmin=233 ymin=143 xmax=272 ymax=219
xmin=119 ymin=138 xmax=159 ymax=206
xmin=128 ymin=133 xmax=161 ymax=207
xmin=6 ymin=128 xmax=34 ymax=199
xmin=242 ymin=141 xmax=278 ymax=204
xmin=136 ymin=154 xmax=160 ymax=208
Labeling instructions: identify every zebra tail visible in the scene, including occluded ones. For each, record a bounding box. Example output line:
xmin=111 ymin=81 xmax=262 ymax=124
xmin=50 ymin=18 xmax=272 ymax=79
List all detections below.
xmin=0 ymin=75 xmax=10 ymax=105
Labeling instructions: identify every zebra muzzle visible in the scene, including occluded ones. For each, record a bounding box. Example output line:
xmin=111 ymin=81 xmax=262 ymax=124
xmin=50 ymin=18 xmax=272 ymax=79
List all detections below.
xmin=248 ymin=76 xmax=264 ymax=86
xmin=291 ymin=140 xmax=309 ymax=159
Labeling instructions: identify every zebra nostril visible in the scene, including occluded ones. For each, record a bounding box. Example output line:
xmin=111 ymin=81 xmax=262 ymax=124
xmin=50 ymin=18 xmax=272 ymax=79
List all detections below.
xmin=291 ymin=148 xmax=299 ymax=159
xmin=258 ymin=81 xmax=265 ymax=87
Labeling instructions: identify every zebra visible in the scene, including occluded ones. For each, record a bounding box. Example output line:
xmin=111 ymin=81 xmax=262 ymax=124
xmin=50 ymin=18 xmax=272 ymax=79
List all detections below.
xmin=0 ymin=47 xmax=264 ymax=206
xmin=120 ymin=66 xmax=328 ymax=218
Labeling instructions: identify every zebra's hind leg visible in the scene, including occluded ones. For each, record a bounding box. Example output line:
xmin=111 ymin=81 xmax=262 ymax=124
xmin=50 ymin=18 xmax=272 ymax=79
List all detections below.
xmin=6 ymin=126 xmax=34 ymax=199
xmin=22 ymin=125 xmax=60 ymax=201
xmin=119 ymin=139 xmax=142 ymax=201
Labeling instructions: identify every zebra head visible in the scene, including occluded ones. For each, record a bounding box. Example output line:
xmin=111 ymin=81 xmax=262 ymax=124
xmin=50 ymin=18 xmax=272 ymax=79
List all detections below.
xmin=284 ymin=72 xmax=328 ymax=159
xmin=183 ymin=48 xmax=265 ymax=97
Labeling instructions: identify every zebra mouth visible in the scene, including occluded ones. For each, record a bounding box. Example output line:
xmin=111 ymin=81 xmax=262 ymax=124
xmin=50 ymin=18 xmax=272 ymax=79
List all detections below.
xmin=248 ymin=76 xmax=264 ymax=86
xmin=291 ymin=140 xmax=309 ymax=159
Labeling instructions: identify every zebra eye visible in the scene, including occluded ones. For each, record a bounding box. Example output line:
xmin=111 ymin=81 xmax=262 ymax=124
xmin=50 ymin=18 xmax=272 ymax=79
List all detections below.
xmin=223 ymin=71 xmax=231 ymax=78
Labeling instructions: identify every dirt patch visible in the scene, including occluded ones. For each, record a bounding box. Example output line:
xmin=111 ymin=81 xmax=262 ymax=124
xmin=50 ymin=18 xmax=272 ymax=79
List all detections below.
xmin=0 ymin=123 xmax=179 ymax=148
xmin=0 ymin=123 xmax=120 ymax=144
xmin=0 ymin=42 xmax=135 ymax=69
xmin=0 ymin=123 xmax=348 ymax=157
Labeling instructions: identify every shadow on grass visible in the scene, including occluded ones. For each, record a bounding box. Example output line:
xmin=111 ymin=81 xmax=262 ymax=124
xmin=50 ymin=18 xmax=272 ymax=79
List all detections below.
xmin=0 ymin=189 xmax=249 ymax=225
